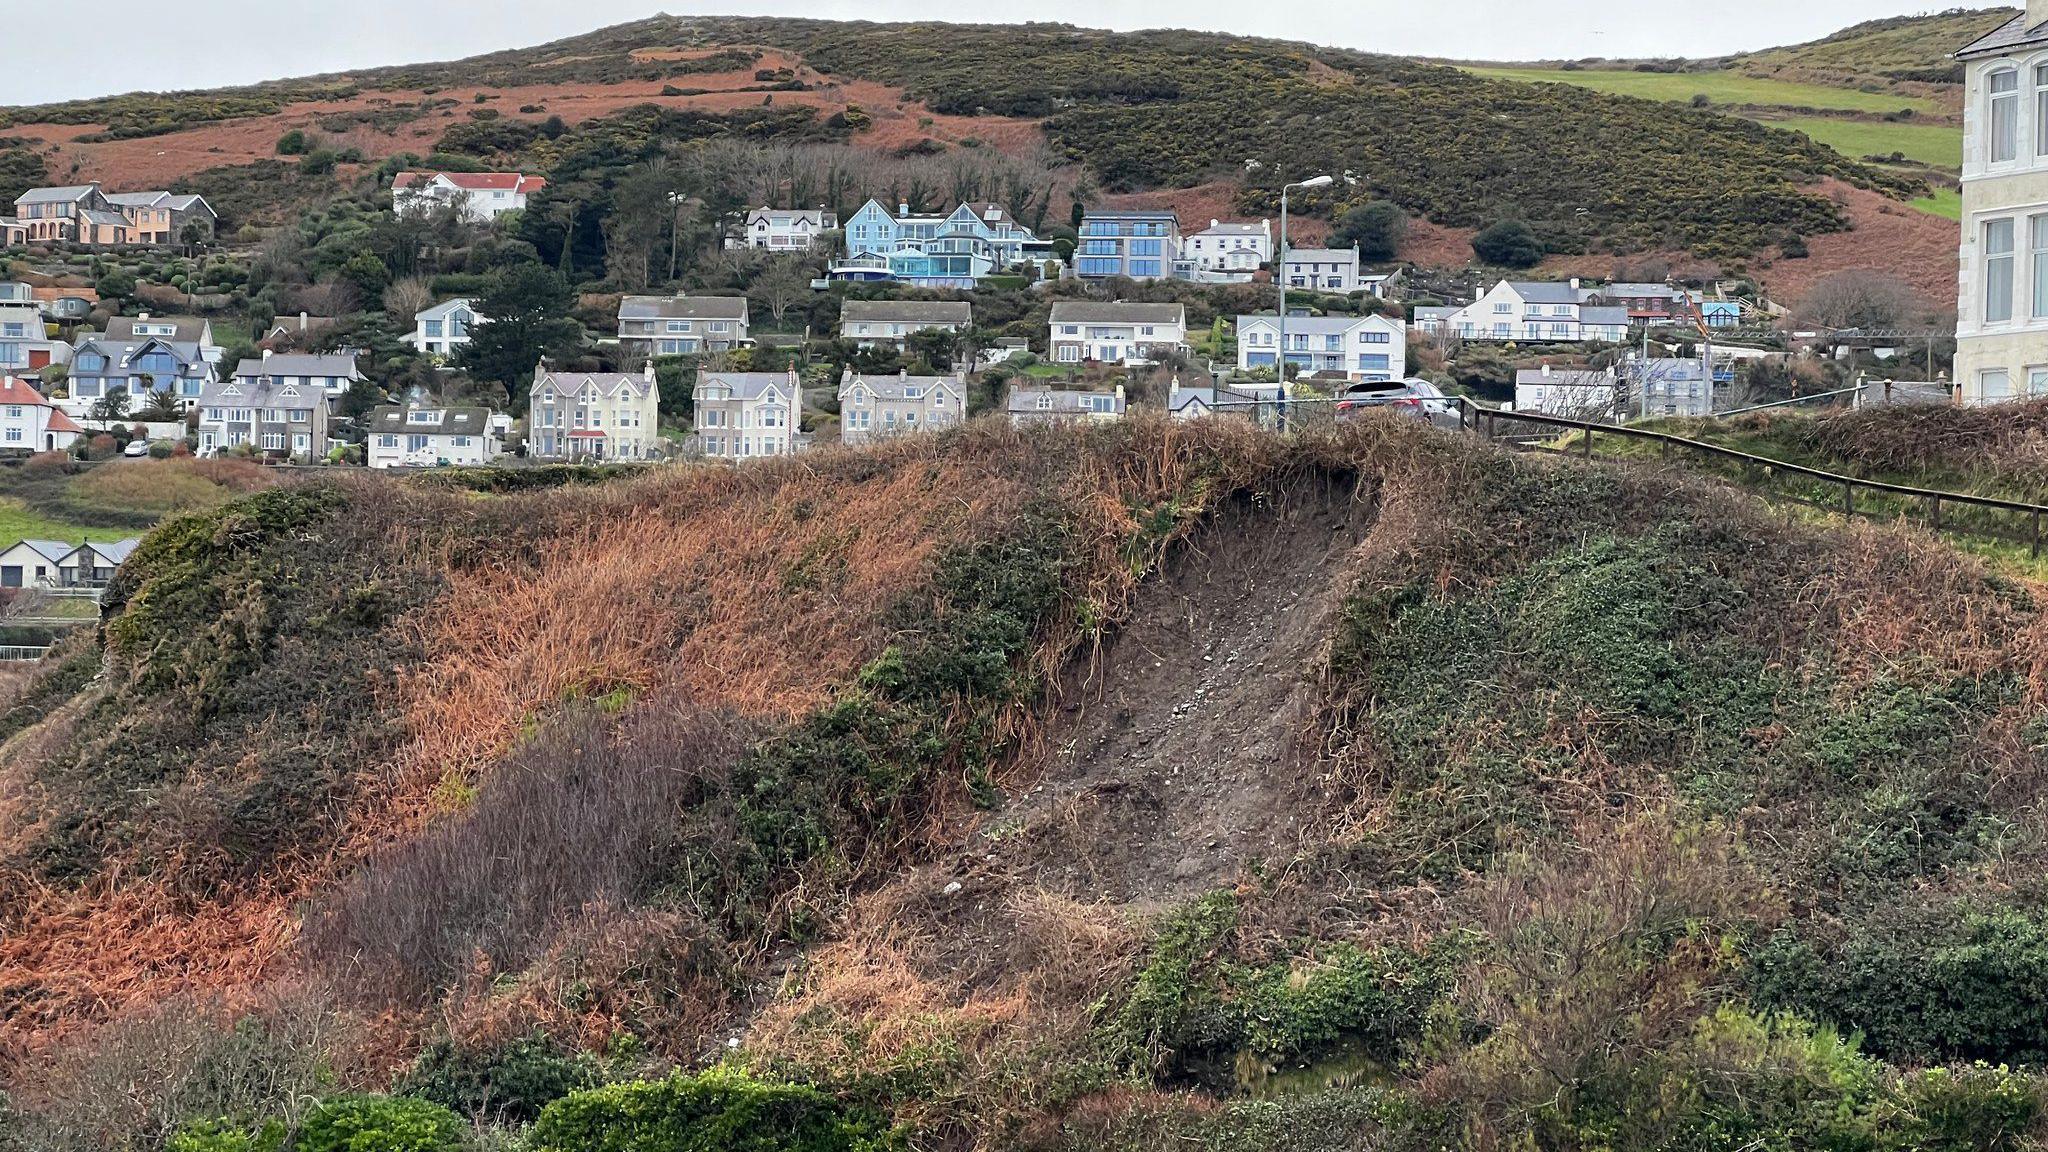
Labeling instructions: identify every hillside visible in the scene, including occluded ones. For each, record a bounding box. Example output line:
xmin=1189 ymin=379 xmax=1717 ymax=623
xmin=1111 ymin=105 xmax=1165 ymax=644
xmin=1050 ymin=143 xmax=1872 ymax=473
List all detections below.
xmin=1735 ymin=6 xmax=2018 ymax=85
xmin=5 ymin=420 xmax=2048 ymax=1150
xmin=0 ymin=16 xmax=1926 ymax=267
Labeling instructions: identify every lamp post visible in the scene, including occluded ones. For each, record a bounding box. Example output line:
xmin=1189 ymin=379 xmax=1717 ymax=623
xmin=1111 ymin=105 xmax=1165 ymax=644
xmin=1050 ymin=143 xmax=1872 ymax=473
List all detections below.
xmin=1277 ymin=175 xmax=1334 ymax=427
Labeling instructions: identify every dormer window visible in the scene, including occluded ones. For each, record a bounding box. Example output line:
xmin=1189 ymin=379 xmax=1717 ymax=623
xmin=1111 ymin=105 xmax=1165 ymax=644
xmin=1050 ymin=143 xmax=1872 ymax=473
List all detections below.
xmin=1992 ymin=68 xmax=2021 ymax=164
xmin=407 ymin=410 xmax=440 ymax=425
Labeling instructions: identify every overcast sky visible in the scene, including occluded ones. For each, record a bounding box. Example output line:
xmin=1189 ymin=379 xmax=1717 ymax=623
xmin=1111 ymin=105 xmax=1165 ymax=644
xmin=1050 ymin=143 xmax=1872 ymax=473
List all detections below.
xmin=0 ymin=1 xmax=2010 ymax=107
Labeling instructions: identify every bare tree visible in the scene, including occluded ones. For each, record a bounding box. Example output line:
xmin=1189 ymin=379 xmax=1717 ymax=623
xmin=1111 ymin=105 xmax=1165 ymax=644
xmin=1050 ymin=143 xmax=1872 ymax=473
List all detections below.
xmin=751 ymin=257 xmax=812 ymax=325
xmin=384 ymin=275 xmax=435 ymax=325
xmin=1795 ymin=270 xmax=1921 ymax=331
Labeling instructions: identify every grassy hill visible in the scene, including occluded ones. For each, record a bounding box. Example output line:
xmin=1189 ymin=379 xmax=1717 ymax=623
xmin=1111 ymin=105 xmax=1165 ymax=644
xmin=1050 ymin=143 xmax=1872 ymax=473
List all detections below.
xmin=0 ymin=16 xmax=1927 ymax=266
xmin=5 ymin=420 xmax=2048 ymax=1150
xmin=1735 ymin=7 xmax=2020 ymax=85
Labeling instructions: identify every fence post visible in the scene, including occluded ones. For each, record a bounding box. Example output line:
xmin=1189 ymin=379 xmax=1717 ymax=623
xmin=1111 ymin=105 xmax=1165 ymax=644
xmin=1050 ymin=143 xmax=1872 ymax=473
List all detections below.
xmin=1482 ymin=410 xmax=1494 ymax=442
xmin=2034 ymin=510 xmax=2042 ymax=559
xmin=1928 ymin=493 xmax=1941 ymax=534
xmin=1582 ymin=428 xmax=1594 ymax=459
xmin=1842 ymin=480 xmax=1854 ymax=520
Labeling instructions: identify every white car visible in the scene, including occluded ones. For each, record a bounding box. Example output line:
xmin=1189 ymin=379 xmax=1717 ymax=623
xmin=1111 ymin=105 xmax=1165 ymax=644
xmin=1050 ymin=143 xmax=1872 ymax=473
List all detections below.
xmin=122 ymin=439 xmax=152 ymax=458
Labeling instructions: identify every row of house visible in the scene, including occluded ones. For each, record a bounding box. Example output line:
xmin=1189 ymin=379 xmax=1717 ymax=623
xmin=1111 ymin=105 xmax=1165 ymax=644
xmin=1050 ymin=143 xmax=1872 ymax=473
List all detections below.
xmin=7 ymin=184 xmax=217 ymax=247
xmin=0 ymin=536 xmax=141 ymax=591
xmin=1413 ymin=279 xmax=1743 ymax=345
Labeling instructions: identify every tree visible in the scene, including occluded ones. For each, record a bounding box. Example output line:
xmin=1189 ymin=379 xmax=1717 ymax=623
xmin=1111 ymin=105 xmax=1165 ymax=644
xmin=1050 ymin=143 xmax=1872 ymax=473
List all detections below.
xmin=89 ymin=387 xmax=130 ymax=430
xmin=456 ymin=264 xmax=584 ymax=402
xmin=750 ymin=257 xmax=811 ymax=326
xmin=339 ymin=251 xmax=392 ymax=305
xmin=1795 ymin=271 xmax=1920 ymax=331
xmin=1330 ymin=201 xmax=1408 ymax=263
xmin=384 ymin=276 xmax=435 ymax=325
xmin=1472 ymin=220 xmax=1545 ymax=269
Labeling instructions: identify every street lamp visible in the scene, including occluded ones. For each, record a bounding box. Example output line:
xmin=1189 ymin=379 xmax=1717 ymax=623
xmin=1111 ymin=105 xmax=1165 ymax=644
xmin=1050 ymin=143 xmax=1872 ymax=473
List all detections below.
xmin=1276 ymin=174 xmax=1334 ymax=427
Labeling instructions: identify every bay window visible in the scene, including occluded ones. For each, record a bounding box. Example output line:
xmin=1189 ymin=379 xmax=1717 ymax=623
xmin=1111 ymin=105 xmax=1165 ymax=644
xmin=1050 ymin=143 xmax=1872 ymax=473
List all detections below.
xmin=1991 ymin=68 xmax=2020 ymax=164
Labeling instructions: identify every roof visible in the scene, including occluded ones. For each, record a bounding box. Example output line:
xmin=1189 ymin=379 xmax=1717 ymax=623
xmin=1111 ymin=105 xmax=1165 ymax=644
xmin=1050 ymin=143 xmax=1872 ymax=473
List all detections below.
xmin=73 ymin=338 xmax=206 ymax=370
xmin=0 ymin=376 xmax=58 ymax=409
xmin=1082 ymin=209 xmax=1179 ymax=221
xmin=618 ymin=295 xmax=749 ymax=321
xmin=80 ymin=209 xmax=128 ymax=228
xmin=698 ymin=371 xmax=797 ymax=401
xmin=1580 ymin=306 xmax=1632 ymax=327
xmin=1005 ymin=385 xmax=1127 ymax=415
xmin=1515 ymin=368 xmax=1616 ymax=387
xmin=1643 ymin=357 xmax=1708 ymax=378
xmin=1236 ymin=312 xmax=1395 ymax=335
xmin=1959 ymin=11 xmax=2048 ymax=59
xmin=394 ymin=170 xmax=546 ymax=195
xmin=533 ymin=370 xmax=652 ymax=399
xmin=1282 ymin=247 xmax=1359 ymax=263
xmin=198 ymin=375 xmax=326 ymax=409
xmin=414 ymin=298 xmax=476 ymax=322
xmin=103 ymin=315 xmax=209 ymax=343
xmin=839 ymin=372 xmax=962 ymax=402
xmin=840 ymin=300 xmax=972 ymax=326
xmin=1412 ymin=306 xmax=1461 ymax=321
xmin=11 ymin=540 xmax=74 ymax=564
xmin=235 ymin=354 xmax=360 ymax=378
xmin=1508 ymin=281 xmax=1582 ymax=305
xmin=46 ymin=410 xmax=82 ymax=434
xmin=81 ymin=538 xmax=141 ymax=565
xmin=104 ymin=191 xmax=170 ymax=208
xmin=15 ymin=185 xmax=99 ymax=206
xmin=366 ymin=405 xmax=495 ymax=436
xmin=33 ymin=286 xmax=97 ymax=304
xmin=1048 ymin=301 xmax=1186 ymax=326
xmin=1167 ymin=383 xmax=1262 ymax=413
xmin=1194 ymin=221 xmax=1267 ymax=236
xmin=1599 ymin=282 xmax=1689 ymax=299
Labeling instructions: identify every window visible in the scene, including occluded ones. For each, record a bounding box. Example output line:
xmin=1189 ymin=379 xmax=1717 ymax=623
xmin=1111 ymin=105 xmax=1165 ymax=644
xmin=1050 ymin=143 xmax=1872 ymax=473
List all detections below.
xmin=2029 ymin=366 xmax=2048 ymax=396
xmin=1987 ymin=217 xmax=2017 ymax=323
xmin=425 ymin=320 xmax=444 ymax=338
xmin=1493 ymin=303 xmax=1512 ymax=314
xmin=2034 ymin=215 xmax=2048 ymax=320
xmin=3 ymin=406 xmax=17 ymax=418
xmin=2035 ymin=64 xmax=2048 ymax=155
xmin=1991 ymin=68 xmax=2020 ymax=164
xmin=3 ymin=429 xmax=17 ymax=443
xmin=1361 ymin=331 xmax=1391 ymax=344
xmin=1982 ymin=369 xmax=2015 ymax=401
xmin=378 ymin=434 xmax=399 ymax=448
xmin=261 ymin=432 xmax=285 ymax=451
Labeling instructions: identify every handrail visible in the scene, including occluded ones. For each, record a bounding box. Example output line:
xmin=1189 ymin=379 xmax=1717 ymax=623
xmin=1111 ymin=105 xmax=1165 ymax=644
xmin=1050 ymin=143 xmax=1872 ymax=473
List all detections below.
xmin=1454 ymin=398 xmax=2048 ymax=556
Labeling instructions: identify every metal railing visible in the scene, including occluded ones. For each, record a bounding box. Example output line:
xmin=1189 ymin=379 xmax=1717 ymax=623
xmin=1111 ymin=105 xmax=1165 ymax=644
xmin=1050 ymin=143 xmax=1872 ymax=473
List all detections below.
xmin=1455 ymin=399 xmax=2048 ymax=557
xmin=0 ymin=646 xmax=51 ymax=662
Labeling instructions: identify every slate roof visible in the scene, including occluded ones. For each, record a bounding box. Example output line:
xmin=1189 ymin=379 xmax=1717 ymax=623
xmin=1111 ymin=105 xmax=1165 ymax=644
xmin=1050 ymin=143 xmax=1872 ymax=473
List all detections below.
xmin=1193 ymin=221 xmax=1268 ymax=236
xmin=366 ymin=405 xmax=494 ymax=437
xmin=80 ymin=209 xmax=129 ymax=228
xmin=1236 ymin=313 xmax=1394 ymax=335
xmin=15 ymin=186 xmax=99 ymax=206
xmin=838 ymin=372 xmax=962 ymax=402
xmin=80 ymin=538 xmax=141 ymax=565
xmin=73 ymin=338 xmax=207 ymax=371
xmin=618 ymin=295 xmax=749 ymax=321
xmin=1508 ymin=281 xmax=1583 ymax=305
xmin=840 ymin=300 xmax=972 ymax=326
xmin=1004 ymin=385 xmax=1127 ymax=415
xmin=415 ymin=298 xmax=476 ymax=322
xmin=1282 ymin=247 xmax=1360 ymax=263
xmin=1167 ymin=384 xmax=1262 ymax=413
xmin=1959 ymin=11 xmax=2048 ymax=59
xmin=1581 ymin=306 xmax=1632 ymax=327
xmin=198 ymin=375 xmax=325 ymax=409
xmin=698 ymin=371 xmax=797 ymax=401
xmin=1048 ymin=301 xmax=1185 ymax=326
xmin=103 ymin=315 xmax=208 ymax=343
xmin=233 ymin=354 xmax=360 ymax=378
xmin=1082 ymin=209 xmax=1178 ymax=221
xmin=13 ymin=540 xmax=73 ymax=564
xmin=1515 ymin=368 xmax=1616 ymax=387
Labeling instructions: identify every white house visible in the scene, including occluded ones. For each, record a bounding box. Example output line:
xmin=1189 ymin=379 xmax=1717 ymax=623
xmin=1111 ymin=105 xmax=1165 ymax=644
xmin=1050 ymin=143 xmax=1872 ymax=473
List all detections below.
xmin=1005 ymin=383 xmax=1127 ymax=425
xmin=1411 ymin=280 xmax=1632 ymax=344
xmin=232 ymin=351 xmax=363 ymax=398
xmin=411 ymin=299 xmax=480 ymax=359
xmin=1182 ymin=220 xmax=1272 ymax=272
xmin=392 ymin=171 xmax=546 ymax=223
xmin=1167 ymin=379 xmax=1268 ymax=421
xmin=0 ymin=376 xmax=83 ymax=453
xmin=528 ymin=363 xmax=662 ymax=461
xmin=365 ymin=404 xmax=501 ymax=468
xmin=1047 ymin=302 xmax=1187 ymax=365
xmin=0 ymin=540 xmax=72 ymax=590
xmin=1633 ymin=357 xmax=1715 ymax=418
xmin=838 ymin=300 xmax=972 ymax=349
xmin=1514 ymin=364 xmax=1622 ymax=419
xmin=1235 ymin=313 xmax=1405 ymax=380
xmin=617 ymin=296 xmax=751 ymax=357
xmin=694 ymin=370 xmax=806 ymax=460
xmin=1281 ymin=247 xmax=1364 ymax=293
xmin=838 ymin=370 xmax=966 ymax=445
xmin=1955 ymin=5 xmax=2048 ymax=404
xmin=730 ymin=206 xmax=837 ymax=251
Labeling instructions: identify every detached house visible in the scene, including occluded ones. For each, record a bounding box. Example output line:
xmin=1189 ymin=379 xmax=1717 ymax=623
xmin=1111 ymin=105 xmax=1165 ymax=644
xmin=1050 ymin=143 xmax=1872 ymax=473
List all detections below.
xmin=1182 ymin=220 xmax=1272 ymax=273
xmin=837 ymin=370 xmax=966 ymax=445
xmin=69 ymin=335 xmax=214 ymax=408
xmin=393 ymin=171 xmax=546 ymax=223
xmin=196 ymin=374 xmax=328 ymax=460
xmin=528 ymin=363 xmax=661 ymax=461
xmin=1281 ymin=247 xmax=1364 ymax=294
xmin=0 ymin=219 xmax=24 ymax=247
xmin=0 ymin=299 xmax=65 ymax=374
xmin=617 ymin=295 xmax=750 ymax=357
xmin=730 ymin=206 xmax=837 ymax=251
xmin=1075 ymin=210 xmax=1181 ymax=281
xmin=13 ymin=185 xmax=114 ymax=244
xmin=1514 ymin=365 xmax=1622 ymax=419
xmin=365 ymin=404 xmax=501 ymax=468
xmin=839 ymin=200 xmax=1049 ymax=286
xmin=1584 ymin=282 xmax=1703 ymax=326
xmin=1005 ymin=382 xmax=1126 ymax=426
xmin=0 ymin=376 xmax=83 ymax=453
xmin=693 ymin=370 xmax=805 ymax=460
xmin=232 ymin=351 xmax=363 ymax=398
xmin=1411 ymin=280 xmax=1631 ymax=344
xmin=838 ymin=300 xmax=972 ymax=349
xmin=1235 ymin=313 xmax=1405 ymax=381
xmin=411 ymin=299 xmax=480 ymax=359
xmin=1047 ymin=302 xmax=1187 ymax=365
xmin=104 ymin=192 xmax=218 ymax=244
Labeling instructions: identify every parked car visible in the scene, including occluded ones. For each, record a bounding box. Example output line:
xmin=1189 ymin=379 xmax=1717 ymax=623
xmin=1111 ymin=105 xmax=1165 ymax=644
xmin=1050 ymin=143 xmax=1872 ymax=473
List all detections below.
xmin=1336 ymin=380 xmax=1433 ymax=420
xmin=122 ymin=439 xmax=152 ymax=458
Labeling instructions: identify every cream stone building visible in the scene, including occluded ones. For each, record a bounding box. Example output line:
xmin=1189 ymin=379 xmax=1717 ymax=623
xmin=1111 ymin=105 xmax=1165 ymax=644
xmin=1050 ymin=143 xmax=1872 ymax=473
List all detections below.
xmin=528 ymin=362 xmax=662 ymax=460
xmin=1957 ymin=4 xmax=2048 ymax=404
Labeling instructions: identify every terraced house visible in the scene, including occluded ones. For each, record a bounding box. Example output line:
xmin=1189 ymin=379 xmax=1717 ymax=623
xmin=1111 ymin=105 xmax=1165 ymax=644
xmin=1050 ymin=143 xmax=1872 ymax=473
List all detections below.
xmin=837 ymin=370 xmax=966 ymax=445
xmin=1074 ymin=209 xmax=1181 ymax=281
xmin=1235 ymin=313 xmax=1405 ymax=380
xmin=195 ymin=374 xmax=327 ymax=460
xmin=837 ymin=300 xmax=972 ymax=349
xmin=1956 ymin=2 xmax=2048 ymax=404
xmin=1047 ymin=302 xmax=1187 ymax=365
xmin=616 ymin=295 xmax=750 ymax=356
xmin=528 ymin=363 xmax=661 ymax=461
xmin=692 ymin=370 xmax=805 ymax=460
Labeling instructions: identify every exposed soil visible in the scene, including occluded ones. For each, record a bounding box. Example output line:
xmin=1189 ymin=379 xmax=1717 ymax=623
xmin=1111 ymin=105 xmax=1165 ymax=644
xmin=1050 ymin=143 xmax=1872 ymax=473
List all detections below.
xmin=994 ymin=476 xmax=1377 ymax=909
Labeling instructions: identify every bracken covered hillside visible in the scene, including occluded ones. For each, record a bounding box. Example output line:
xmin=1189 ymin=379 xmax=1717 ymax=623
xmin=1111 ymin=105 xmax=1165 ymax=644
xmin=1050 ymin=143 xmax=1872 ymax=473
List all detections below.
xmin=1735 ymin=6 xmax=2019 ymax=85
xmin=6 ymin=418 xmax=2048 ymax=1151
xmin=0 ymin=16 xmax=1923 ymax=262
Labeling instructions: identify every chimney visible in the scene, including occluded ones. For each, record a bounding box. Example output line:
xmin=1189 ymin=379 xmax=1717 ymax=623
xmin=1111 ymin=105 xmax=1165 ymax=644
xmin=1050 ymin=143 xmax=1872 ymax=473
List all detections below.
xmin=1569 ymin=278 xmax=1581 ymax=292
xmin=138 ymin=312 xmax=149 ymax=321
xmin=2035 ymin=0 xmax=2048 ymax=27
xmin=261 ymin=348 xmax=272 ymax=360
xmin=899 ymin=202 xmax=909 ymax=216
xmin=298 ymin=311 xmax=309 ymax=330
xmin=1542 ymin=363 xmax=1552 ymax=377
xmin=643 ymin=360 xmax=656 ymax=384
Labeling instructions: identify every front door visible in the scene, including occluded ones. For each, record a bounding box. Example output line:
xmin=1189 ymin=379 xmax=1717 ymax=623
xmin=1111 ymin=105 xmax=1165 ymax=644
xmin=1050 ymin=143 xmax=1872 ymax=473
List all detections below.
xmin=1 ymin=566 xmax=20 ymax=588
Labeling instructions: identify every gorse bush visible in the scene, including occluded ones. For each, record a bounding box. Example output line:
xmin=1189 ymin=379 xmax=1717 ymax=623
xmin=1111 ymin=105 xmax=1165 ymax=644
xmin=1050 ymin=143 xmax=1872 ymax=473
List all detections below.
xmin=399 ymin=1034 xmax=605 ymax=1124
xmin=297 ymin=1096 xmax=465 ymax=1152
xmin=529 ymin=1068 xmax=901 ymax=1152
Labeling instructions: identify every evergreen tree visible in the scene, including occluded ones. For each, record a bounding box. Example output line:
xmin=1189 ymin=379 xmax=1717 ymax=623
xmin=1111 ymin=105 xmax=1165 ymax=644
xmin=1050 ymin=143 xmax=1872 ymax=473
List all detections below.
xmin=457 ymin=264 xmax=585 ymax=405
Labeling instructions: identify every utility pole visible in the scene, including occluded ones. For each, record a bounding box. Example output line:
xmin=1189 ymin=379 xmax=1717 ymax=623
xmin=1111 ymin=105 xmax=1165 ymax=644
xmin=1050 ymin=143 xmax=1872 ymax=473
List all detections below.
xmin=1276 ymin=174 xmax=1333 ymax=431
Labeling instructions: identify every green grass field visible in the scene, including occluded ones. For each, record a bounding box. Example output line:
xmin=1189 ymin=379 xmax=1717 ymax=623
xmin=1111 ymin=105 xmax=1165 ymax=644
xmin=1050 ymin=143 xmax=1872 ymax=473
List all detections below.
xmin=1767 ymin=116 xmax=1961 ymax=170
xmin=1462 ymin=66 xmax=1938 ymax=115
xmin=1909 ymin=186 xmax=1962 ymax=220
xmin=0 ymin=497 xmax=130 ymax=546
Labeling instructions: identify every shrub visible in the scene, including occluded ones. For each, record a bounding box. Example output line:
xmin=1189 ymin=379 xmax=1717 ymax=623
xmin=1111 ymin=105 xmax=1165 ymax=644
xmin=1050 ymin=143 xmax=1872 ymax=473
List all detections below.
xmin=274 ymin=130 xmax=308 ymax=155
xmin=399 ymin=1034 xmax=603 ymax=1125
xmin=298 ymin=1096 xmax=464 ymax=1152
xmin=22 ymin=450 xmax=74 ymax=479
xmin=528 ymin=1068 xmax=900 ymax=1152
xmin=1471 ymin=220 xmax=1544 ymax=268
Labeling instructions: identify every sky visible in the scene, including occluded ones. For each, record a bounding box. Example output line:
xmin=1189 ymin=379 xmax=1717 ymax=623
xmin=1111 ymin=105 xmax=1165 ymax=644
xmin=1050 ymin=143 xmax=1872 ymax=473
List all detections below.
xmin=0 ymin=0 xmax=2010 ymax=106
